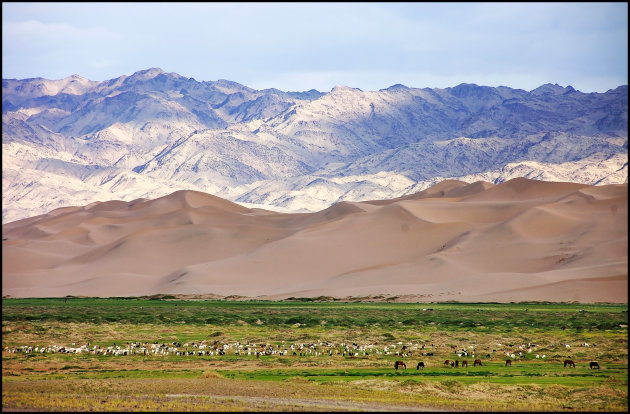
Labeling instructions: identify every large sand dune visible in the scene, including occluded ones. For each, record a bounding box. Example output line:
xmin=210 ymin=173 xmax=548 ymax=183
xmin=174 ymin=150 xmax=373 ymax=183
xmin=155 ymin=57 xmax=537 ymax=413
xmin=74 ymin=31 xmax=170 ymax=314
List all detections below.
xmin=2 ymin=178 xmax=627 ymax=302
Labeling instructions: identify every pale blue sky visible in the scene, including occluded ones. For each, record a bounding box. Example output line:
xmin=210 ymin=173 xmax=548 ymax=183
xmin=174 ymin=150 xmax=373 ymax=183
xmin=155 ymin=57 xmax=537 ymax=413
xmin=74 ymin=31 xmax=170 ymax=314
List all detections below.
xmin=2 ymin=2 xmax=628 ymax=92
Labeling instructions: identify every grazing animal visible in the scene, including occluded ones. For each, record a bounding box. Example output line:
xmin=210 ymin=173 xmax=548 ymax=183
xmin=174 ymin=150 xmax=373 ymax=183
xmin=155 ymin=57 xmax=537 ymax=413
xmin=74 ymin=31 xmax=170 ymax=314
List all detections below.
xmin=505 ymin=359 xmax=512 ymax=366
xmin=564 ymin=359 xmax=576 ymax=368
xmin=394 ymin=361 xmax=406 ymax=370
xmin=444 ymin=360 xmax=450 ymax=366
xmin=589 ymin=361 xmax=600 ymax=370
xmin=454 ymin=360 xmax=459 ymax=367
xmin=450 ymin=361 xmax=455 ymax=367
xmin=426 ymin=352 xmax=434 ymax=356
xmin=462 ymin=360 xmax=468 ymax=368
xmin=417 ymin=362 xmax=425 ymax=370
xmin=473 ymin=359 xmax=482 ymax=366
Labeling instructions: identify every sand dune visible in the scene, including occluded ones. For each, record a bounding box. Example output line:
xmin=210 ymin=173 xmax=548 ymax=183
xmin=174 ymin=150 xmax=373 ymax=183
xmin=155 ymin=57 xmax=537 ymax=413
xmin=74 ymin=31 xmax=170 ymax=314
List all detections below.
xmin=2 ymin=179 xmax=627 ymax=303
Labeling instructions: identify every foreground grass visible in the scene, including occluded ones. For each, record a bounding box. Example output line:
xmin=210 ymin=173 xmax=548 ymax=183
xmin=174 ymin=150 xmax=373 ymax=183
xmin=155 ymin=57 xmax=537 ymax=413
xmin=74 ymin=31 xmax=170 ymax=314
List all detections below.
xmin=3 ymin=363 xmax=627 ymax=412
xmin=2 ymin=299 xmax=628 ymax=411
xmin=3 ymin=375 xmax=627 ymax=412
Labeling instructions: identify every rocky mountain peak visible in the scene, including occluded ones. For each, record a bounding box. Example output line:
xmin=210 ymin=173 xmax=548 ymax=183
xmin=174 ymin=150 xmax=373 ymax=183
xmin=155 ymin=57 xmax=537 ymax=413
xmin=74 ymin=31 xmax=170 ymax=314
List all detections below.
xmin=212 ymin=79 xmax=254 ymax=94
xmin=330 ymin=85 xmax=363 ymax=94
xmin=381 ymin=84 xmax=410 ymax=92
xmin=130 ymin=67 xmax=167 ymax=80
xmin=530 ymin=83 xmax=573 ymax=96
xmin=447 ymin=83 xmax=500 ymax=99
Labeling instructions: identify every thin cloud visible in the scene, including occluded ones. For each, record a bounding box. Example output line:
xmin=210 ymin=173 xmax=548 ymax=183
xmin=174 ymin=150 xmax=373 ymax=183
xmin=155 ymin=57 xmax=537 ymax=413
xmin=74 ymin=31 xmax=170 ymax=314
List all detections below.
xmin=2 ymin=2 xmax=627 ymax=92
xmin=3 ymin=19 xmax=120 ymax=46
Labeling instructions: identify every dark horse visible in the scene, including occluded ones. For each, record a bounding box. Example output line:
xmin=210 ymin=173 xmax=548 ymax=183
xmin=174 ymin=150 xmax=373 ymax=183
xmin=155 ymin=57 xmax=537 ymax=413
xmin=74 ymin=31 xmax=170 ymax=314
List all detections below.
xmin=444 ymin=359 xmax=451 ymax=366
xmin=416 ymin=361 xmax=425 ymax=370
xmin=505 ymin=359 xmax=512 ymax=366
xmin=589 ymin=361 xmax=600 ymax=369
xmin=394 ymin=360 xmax=406 ymax=370
xmin=461 ymin=360 xmax=468 ymax=368
xmin=564 ymin=359 xmax=576 ymax=368
xmin=473 ymin=359 xmax=482 ymax=367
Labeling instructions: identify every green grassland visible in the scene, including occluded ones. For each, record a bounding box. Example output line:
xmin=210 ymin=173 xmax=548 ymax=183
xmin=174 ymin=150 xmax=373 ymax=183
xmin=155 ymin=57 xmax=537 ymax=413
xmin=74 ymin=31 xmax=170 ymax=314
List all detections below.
xmin=2 ymin=298 xmax=628 ymax=411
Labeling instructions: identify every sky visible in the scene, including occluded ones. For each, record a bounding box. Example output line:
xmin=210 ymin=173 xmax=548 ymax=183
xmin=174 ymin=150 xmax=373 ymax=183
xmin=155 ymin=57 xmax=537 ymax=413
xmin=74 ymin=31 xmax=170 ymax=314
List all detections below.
xmin=2 ymin=2 xmax=628 ymax=93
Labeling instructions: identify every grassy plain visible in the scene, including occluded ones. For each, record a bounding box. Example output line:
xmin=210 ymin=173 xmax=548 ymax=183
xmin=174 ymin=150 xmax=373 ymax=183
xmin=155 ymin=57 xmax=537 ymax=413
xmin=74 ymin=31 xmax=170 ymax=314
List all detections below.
xmin=2 ymin=298 xmax=628 ymax=411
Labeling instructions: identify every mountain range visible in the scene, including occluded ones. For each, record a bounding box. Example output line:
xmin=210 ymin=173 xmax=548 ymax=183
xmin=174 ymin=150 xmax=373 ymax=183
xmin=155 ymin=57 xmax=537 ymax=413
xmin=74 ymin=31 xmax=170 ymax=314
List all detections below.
xmin=2 ymin=67 xmax=628 ymax=224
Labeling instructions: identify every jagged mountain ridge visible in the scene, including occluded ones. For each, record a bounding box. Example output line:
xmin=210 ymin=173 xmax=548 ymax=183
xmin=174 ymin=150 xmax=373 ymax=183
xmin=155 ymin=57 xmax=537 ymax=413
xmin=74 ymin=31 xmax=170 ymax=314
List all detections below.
xmin=2 ymin=68 xmax=628 ymax=223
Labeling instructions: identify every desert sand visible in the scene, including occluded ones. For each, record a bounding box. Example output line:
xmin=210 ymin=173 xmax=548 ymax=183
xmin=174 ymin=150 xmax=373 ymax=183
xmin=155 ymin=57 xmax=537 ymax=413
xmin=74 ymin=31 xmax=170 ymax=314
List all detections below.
xmin=2 ymin=178 xmax=627 ymax=303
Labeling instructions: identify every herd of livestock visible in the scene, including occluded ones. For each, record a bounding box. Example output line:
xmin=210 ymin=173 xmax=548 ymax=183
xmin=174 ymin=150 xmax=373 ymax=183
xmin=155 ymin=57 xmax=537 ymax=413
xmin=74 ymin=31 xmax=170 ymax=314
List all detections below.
xmin=3 ymin=339 xmax=601 ymax=368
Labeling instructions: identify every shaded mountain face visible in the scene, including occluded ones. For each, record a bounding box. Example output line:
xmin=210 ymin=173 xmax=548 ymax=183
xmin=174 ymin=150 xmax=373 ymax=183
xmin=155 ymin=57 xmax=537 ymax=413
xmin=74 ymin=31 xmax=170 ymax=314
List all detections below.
xmin=2 ymin=68 xmax=628 ymax=223
xmin=2 ymin=179 xmax=627 ymax=302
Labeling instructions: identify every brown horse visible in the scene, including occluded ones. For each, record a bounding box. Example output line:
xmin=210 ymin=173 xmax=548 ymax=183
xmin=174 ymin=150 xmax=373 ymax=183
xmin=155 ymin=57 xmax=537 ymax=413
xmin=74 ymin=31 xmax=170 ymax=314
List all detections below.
xmin=589 ymin=361 xmax=600 ymax=369
xmin=473 ymin=359 xmax=482 ymax=366
xmin=444 ymin=359 xmax=451 ymax=366
xmin=394 ymin=360 xmax=406 ymax=370
xmin=505 ymin=359 xmax=512 ymax=366
xmin=462 ymin=360 xmax=468 ymax=368
xmin=416 ymin=361 xmax=425 ymax=370
xmin=564 ymin=359 xmax=575 ymax=368
xmin=454 ymin=360 xmax=459 ymax=367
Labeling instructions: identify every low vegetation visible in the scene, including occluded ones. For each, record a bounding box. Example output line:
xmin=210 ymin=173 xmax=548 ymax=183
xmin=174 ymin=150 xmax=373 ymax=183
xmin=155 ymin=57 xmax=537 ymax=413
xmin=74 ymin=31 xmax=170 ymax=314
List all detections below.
xmin=2 ymin=298 xmax=628 ymax=411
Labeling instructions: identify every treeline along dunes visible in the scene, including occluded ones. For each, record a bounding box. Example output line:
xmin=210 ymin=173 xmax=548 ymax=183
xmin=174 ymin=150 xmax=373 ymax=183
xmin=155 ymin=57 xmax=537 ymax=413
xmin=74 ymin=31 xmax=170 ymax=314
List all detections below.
xmin=2 ymin=298 xmax=628 ymax=411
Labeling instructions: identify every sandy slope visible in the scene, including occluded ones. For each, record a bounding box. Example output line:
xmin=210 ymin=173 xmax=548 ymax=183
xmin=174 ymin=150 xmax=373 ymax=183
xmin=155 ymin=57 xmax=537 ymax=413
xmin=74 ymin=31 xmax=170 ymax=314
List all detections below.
xmin=2 ymin=178 xmax=627 ymax=302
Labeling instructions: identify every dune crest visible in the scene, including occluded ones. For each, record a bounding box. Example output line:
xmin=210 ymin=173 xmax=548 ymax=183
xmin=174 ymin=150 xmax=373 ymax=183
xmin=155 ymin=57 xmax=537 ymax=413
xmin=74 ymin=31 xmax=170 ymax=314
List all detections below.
xmin=2 ymin=179 xmax=627 ymax=303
